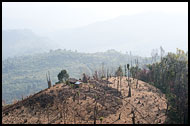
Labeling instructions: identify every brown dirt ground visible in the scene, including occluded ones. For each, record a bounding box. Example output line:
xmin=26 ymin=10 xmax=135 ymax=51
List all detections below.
xmin=2 ymin=77 xmax=167 ymax=124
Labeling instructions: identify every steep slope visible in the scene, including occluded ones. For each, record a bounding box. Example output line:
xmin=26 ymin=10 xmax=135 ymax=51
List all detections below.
xmin=2 ymin=77 xmax=167 ymax=124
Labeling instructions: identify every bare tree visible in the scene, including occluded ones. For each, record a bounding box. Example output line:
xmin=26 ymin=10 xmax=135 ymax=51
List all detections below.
xmin=77 ymin=91 xmax=80 ymax=104
xmin=135 ymin=59 xmax=139 ymax=88
xmin=128 ymin=86 xmax=131 ymax=97
xmin=107 ymin=68 xmax=109 ymax=84
xmin=94 ymin=95 xmax=98 ymax=124
xmin=127 ymin=64 xmax=130 ymax=87
xmin=120 ymin=74 xmax=122 ymax=90
xmin=46 ymin=71 xmax=52 ymax=88
xmin=62 ymin=100 xmax=67 ymax=124
xmin=151 ymin=49 xmax=158 ymax=63
xmin=124 ymin=65 xmax=127 ymax=77
xmin=160 ymin=46 xmax=165 ymax=61
xmin=101 ymin=62 xmax=105 ymax=79
xmin=117 ymin=79 xmax=119 ymax=94
xmin=115 ymin=66 xmax=123 ymax=92
xmin=131 ymin=109 xmax=136 ymax=124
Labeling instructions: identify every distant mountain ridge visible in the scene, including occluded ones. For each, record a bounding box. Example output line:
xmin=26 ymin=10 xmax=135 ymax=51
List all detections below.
xmin=2 ymin=12 xmax=187 ymax=59
xmin=2 ymin=29 xmax=57 ymax=59
xmin=48 ymin=12 xmax=188 ymax=56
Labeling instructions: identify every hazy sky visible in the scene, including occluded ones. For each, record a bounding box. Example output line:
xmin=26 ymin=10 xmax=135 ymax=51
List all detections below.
xmin=2 ymin=2 xmax=188 ymax=34
xmin=2 ymin=2 xmax=188 ymax=57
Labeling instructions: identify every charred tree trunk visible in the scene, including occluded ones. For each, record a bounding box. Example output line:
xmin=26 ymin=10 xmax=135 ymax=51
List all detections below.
xmin=127 ymin=64 xmax=130 ymax=87
xmin=120 ymin=76 xmax=122 ymax=90
xmin=63 ymin=100 xmax=67 ymax=124
xmin=107 ymin=69 xmax=109 ymax=83
xmin=118 ymin=113 xmax=121 ymax=120
xmin=132 ymin=111 xmax=135 ymax=124
xmin=117 ymin=79 xmax=119 ymax=94
xmin=136 ymin=79 xmax=138 ymax=89
xmin=124 ymin=65 xmax=127 ymax=77
xmin=128 ymin=87 xmax=131 ymax=97
xmin=94 ymin=96 xmax=98 ymax=124
xmin=46 ymin=71 xmax=52 ymax=88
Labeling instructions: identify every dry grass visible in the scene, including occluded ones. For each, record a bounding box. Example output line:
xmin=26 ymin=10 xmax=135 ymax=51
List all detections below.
xmin=2 ymin=77 xmax=167 ymax=124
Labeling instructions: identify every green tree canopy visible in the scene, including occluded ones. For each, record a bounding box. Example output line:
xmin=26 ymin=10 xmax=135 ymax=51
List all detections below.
xmin=57 ymin=69 xmax=69 ymax=83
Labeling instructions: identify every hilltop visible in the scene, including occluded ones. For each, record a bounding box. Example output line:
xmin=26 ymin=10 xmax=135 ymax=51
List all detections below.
xmin=2 ymin=49 xmax=154 ymax=104
xmin=2 ymin=77 xmax=167 ymax=124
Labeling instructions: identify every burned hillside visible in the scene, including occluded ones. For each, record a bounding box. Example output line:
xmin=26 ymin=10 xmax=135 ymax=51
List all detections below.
xmin=2 ymin=76 xmax=167 ymax=124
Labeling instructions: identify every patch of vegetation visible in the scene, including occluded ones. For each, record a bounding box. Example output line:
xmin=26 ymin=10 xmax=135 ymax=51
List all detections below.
xmin=2 ymin=49 xmax=153 ymax=104
xmin=137 ymin=49 xmax=188 ymax=124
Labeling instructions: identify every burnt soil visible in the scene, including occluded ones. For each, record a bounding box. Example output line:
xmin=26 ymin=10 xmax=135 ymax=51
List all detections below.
xmin=2 ymin=77 xmax=167 ymax=124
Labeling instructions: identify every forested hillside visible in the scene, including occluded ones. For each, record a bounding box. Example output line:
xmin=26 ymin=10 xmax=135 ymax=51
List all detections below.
xmin=2 ymin=49 xmax=153 ymax=104
xmin=134 ymin=49 xmax=188 ymax=124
